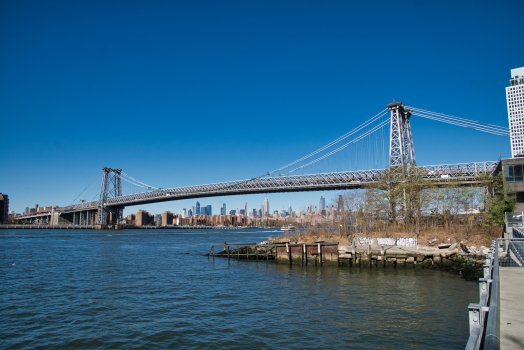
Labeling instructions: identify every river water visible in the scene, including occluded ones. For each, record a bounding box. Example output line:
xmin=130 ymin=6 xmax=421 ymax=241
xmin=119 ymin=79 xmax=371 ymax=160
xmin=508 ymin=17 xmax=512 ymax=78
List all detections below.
xmin=1 ymin=228 xmax=477 ymax=349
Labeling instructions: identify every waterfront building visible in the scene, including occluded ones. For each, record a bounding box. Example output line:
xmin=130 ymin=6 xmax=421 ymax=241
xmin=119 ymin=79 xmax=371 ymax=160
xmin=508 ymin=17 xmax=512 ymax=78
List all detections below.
xmin=162 ymin=211 xmax=174 ymax=226
xmin=196 ymin=202 xmax=201 ymax=215
xmin=136 ymin=210 xmax=154 ymax=226
xmin=263 ymin=196 xmax=269 ymax=217
xmin=0 ymin=193 xmax=8 ymax=223
xmin=507 ymin=67 xmax=524 ymax=157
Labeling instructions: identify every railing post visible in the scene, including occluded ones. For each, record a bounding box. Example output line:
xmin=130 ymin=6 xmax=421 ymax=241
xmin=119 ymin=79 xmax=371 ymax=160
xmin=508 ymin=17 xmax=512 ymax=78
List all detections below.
xmin=467 ymin=303 xmax=483 ymax=347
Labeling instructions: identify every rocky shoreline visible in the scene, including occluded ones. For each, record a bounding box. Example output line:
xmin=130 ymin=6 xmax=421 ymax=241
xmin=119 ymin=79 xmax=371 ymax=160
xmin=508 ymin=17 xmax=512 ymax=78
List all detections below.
xmin=340 ymin=242 xmax=486 ymax=281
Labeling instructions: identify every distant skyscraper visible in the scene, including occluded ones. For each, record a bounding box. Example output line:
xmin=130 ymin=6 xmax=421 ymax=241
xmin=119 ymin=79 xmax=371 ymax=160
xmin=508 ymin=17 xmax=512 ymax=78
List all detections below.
xmin=263 ymin=196 xmax=269 ymax=217
xmin=507 ymin=67 xmax=524 ymax=157
xmin=196 ymin=201 xmax=200 ymax=215
xmin=319 ymin=195 xmax=325 ymax=212
xmin=182 ymin=208 xmax=186 ymax=218
xmin=0 ymin=193 xmax=8 ymax=224
xmin=188 ymin=209 xmax=193 ymax=216
xmin=223 ymin=203 xmax=226 ymax=216
xmin=201 ymin=206 xmax=206 ymax=216
xmin=207 ymin=205 xmax=212 ymax=216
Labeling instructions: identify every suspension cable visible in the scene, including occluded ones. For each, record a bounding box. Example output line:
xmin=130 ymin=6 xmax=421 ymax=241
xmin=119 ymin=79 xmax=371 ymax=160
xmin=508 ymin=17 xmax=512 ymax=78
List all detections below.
xmin=121 ymin=172 xmax=158 ymax=190
xmin=407 ymin=106 xmax=509 ymax=131
xmin=266 ymin=108 xmax=389 ymax=176
xmin=407 ymin=106 xmax=509 ymax=136
xmin=120 ymin=176 xmax=155 ymax=189
xmin=70 ymin=171 xmax=103 ymax=205
xmin=412 ymin=110 xmax=509 ymax=135
xmin=281 ymin=119 xmax=390 ymax=176
xmin=411 ymin=111 xmax=509 ymax=137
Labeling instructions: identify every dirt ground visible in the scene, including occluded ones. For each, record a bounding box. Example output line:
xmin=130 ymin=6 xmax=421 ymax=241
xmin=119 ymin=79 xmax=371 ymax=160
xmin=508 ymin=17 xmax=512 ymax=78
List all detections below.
xmin=267 ymin=224 xmax=503 ymax=248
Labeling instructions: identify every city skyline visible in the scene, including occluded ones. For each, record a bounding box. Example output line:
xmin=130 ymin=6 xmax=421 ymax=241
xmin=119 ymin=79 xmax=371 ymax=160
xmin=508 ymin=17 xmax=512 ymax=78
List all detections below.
xmin=1 ymin=1 xmax=523 ymax=215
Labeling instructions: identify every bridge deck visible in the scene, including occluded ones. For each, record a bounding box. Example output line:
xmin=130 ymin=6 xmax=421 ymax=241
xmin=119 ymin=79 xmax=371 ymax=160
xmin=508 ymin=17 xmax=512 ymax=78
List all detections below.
xmin=500 ymin=268 xmax=524 ymax=350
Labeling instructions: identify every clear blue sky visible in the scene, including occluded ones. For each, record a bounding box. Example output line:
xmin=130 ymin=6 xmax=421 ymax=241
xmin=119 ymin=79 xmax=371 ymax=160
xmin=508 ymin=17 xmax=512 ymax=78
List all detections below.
xmin=1 ymin=0 xmax=523 ymax=216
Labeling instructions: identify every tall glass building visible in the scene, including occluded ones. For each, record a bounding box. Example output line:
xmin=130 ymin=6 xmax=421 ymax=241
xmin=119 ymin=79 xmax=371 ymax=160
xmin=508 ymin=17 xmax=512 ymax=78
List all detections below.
xmin=506 ymin=67 xmax=524 ymax=157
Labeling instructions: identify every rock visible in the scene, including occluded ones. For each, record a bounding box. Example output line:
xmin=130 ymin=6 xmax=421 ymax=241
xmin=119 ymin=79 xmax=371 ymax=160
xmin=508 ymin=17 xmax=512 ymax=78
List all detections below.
xmin=438 ymin=243 xmax=452 ymax=249
xmin=470 ymin=246 xmax=477 ymax=253
xmin=482 ymin=248 xmax=489 ymax=256
xmin=428 ymin=238 xmax=437 ymax=246
xmin=449 ymin=243 xmax=458 ymax=250
xmin=460 ymin=242 xmax=469 ymax=253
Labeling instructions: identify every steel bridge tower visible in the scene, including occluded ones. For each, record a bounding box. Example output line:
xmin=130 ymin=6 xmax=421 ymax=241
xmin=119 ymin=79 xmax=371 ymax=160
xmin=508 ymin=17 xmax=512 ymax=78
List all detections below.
xmin=388 ymin=101 xmax=416 ymax=169
xmin=97 ymin=167 xmax=123 ymax=225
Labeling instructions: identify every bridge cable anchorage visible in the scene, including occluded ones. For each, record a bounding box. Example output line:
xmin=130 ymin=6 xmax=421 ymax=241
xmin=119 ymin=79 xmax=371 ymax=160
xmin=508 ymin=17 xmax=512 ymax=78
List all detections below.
xmin=406 ymin=106 xmax=510 ymax=137
xmin=70 ymin=171 xmax=103 ymax=205
xmin=265 ymin=108 xmax=389 ymax=176
xmin=280 ymin=119 xmax=390 ymax=176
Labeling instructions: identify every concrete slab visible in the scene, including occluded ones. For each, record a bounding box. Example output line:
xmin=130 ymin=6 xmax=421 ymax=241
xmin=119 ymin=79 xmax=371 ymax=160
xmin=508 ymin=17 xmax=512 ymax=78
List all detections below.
xmin=500 ymin=268 xmax=524 ymax=350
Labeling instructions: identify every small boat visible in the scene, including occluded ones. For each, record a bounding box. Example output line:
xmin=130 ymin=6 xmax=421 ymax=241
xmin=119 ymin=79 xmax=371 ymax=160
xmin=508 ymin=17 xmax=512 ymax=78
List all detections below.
xmin=281 ymin=225 xmax=297 ymax=232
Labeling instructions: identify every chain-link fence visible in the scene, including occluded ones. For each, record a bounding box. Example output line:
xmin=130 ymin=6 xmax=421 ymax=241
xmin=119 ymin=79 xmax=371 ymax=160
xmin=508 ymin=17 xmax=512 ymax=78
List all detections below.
xmin=499 ymin=235 xmax=524 ymax=267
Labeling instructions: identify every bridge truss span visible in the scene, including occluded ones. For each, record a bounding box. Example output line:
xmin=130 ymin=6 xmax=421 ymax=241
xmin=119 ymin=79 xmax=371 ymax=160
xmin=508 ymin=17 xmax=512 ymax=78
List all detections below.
xmin=96 ymin=161 xmax=498 ymax=208
xmin=14 ymin=161 xmax=499 ymax=224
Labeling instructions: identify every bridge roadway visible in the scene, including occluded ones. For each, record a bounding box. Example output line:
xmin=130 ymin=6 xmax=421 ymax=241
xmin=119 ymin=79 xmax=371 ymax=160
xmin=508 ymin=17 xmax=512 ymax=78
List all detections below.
xmin=14 ymin=161 xmax=498 ymax=220
xmin=64 ymin=161 xmax=498 ymax=211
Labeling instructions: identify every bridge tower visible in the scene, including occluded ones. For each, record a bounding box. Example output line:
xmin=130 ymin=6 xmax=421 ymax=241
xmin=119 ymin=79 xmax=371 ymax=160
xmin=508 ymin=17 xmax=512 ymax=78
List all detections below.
xmin=388 ymin=101 xmax=416 ymax=169
xmin=97 ymin=167 xmax=123 ymax=225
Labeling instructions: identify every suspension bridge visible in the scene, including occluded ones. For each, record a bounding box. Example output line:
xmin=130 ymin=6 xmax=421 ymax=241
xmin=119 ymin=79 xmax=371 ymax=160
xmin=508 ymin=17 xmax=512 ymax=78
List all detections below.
xmin=15 ymin=102 xmax=509 ymax=226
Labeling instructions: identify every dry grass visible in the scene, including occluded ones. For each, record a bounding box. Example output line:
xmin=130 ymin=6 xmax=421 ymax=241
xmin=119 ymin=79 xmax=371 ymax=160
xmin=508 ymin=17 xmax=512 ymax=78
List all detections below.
xmin=267 ymin=224 xmax=503 ymax=248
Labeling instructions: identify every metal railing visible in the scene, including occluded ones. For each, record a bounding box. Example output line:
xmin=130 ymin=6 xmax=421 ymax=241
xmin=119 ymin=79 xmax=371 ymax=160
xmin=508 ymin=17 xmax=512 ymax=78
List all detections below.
xmin=465 ymin=233 xmax=524 ymax=349
xmin=505 ymin=212 xmax=524 ymax=230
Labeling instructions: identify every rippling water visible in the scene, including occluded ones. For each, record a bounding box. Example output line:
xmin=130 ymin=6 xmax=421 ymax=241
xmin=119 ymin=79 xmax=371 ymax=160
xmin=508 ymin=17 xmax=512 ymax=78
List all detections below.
xmin=1 ymin=229 xmax=477 ymax=349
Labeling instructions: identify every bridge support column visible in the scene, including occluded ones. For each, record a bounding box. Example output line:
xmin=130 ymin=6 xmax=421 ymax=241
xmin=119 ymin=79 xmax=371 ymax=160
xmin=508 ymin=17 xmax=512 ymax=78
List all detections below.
xmin=97 ymin=167 xmax=123 ymax=225
xmin=388 ymin=101 xmax=415 ymax=169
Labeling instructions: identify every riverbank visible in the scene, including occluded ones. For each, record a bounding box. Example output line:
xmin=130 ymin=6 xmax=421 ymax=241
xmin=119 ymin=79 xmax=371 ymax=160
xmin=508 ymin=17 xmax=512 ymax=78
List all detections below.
xmin=0 ymin=224 xmax=256 ymax=230
xmin=210 ymin=239 xmax=486 ymax=281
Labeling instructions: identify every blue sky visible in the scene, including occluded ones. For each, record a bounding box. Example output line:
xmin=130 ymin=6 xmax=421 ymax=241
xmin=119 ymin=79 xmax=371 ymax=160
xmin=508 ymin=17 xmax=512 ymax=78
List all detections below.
xmin=1 ymin=0 xmax=523 ymax=216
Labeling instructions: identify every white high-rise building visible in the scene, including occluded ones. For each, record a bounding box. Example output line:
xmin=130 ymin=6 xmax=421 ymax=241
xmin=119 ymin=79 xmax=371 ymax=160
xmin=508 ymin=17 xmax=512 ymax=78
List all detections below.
xmin=506 ymin=67 xmax=524 ymax=157
xmin=263 ymin=196 xmax=269 ymax=217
